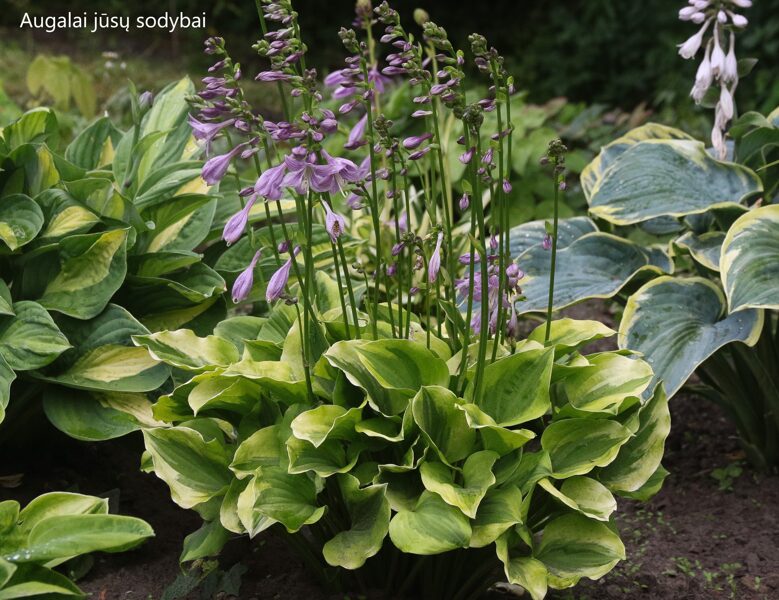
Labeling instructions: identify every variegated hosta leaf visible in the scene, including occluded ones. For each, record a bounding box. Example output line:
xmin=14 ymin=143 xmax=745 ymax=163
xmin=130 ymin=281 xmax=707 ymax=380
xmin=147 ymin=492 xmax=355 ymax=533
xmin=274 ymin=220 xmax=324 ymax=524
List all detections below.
xmin=243 ymin=466 xmax=325 ymax=533
xmin=721 ymin=204 xmax=779 ymax=311
xmin=0 ymin=301 xmax=70 ymax=370
xmin=136 ymin=195 xmax=216 ymax=254
xmin=0 ymin=355 xmax=15 ymax=425
xmin=538 ymin=477 xmax=617 ymax=522
xmin=2 ymin=107 xmax=59 ymax=149
xmin=509 ymin=216 xmax=598 ymax=257
xmin=133 ymin=329 xmax=239 ymax=371
xmin=125 ymin=261 xmax=226 ymax=305
xmin=142 ymin=426 xmax=233 ymax=510
xmin=618 ymin=277 xmax=763 ymax=399
xmin=515 ymin=232 xmax=671 ymax=315
xmin=541 ymin=418 xmax=632 ymax=478
xmin=37 ymin=228 xmax=129 ymax=319
xmin=7 ymin=144 xmax=61 ymax=197
xmin=0 ymin=194 xmax=44 ymax=250
xmin=322 ymin=474 xmax=390 ymax=569
xmin=34 ymin=188 xmax=100 ymax=241
xmin=420 ymin=451 xmax=498 ymax=518
xmin=388 ymin=491 xmax=471 ymax=555
xmin=534 ymin=513 xmax=625 ymax=582
xmin=36 ymin=304 xmax=169 ymax=392
xmin=64 ymin=116 xmax=122 ymax=170
xmin=674 ymin=231 xmax=725 ymax=271
xmin=470 ymin=486 xmax=524 ymax=548
xmin=580 ymin=123 xmax=695 ymax=198
xmin=528 ymin=318 xmax=615 ymax=355
xmin=585 ymin=138 xmax=761 ymax=225
xmin=412 ymin=386 xmax=476 ymax=465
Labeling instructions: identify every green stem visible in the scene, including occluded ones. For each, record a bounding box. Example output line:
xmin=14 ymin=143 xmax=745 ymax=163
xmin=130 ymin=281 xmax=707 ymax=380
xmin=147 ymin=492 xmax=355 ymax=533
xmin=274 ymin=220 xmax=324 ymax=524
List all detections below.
xmin=544 ymin=168 xmax=561 ymax=343
xmin=337 ymin=237 xmax=361 ymax=339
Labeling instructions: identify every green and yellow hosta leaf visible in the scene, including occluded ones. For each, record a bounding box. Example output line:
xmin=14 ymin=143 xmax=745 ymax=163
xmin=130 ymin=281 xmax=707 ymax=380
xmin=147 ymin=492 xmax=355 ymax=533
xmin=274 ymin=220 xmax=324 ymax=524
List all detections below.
xmin=535 ymin=513 xmax=625 ymax=581
xmin=0 ymin=301 xmax=70 ymax=370
xmin=143 ymin=426 xmax=233 ymax=509
xmin=140 ymin=195 xmax=216 ymax=254
xmin=248 ymin=466 xmax=325 ymax=533
xmin=586 ymin=138 xmax=761 ymax=225
xmin=674 ymin=231 xmax=725 ymax=272
xmin=42 ymin=388 xmax=147 ymax=441
xmin=230 ymin=426 xmax=283 ymax=478
xmin=515 ymin=232 xmax=671 ymax=315
xmin=388 ymin=491 xmax=471 ymax=555
xmin=286 ymin=436 xmax=360 ymax=477
xmin=470 ymin=486 xmax=524 ymax=548
xmin=559 ymin=353 xmax=653 ymax=414
xmin=539 ymin=477 xmax=617 ymax=522
xmin=38 ymin=228 xmax=129 ymax=319
xmin=420 ymin=451 xmax=499 ymax=518
xmin=133 ymin=329 xmax=239 ymax=371
xmin=180 ymin=520 xmax=230 ymax=563
xmin=464 ymin=347 xmax=554 ymax=426
xmin=0 ymin=194 xmax=44 ymax=250
xmin=37 ymin=304 xmax=169 ymax=392
xmin=65 ymin=115 xmax=122 ymax=170
xmin=529 ymin=318 xmax=615 ymax=354
xmin=6 ymin=144 xmax=61 ymax=197
xmin=0 ymin=562 xmax=83 ymax=598
xmin=496 ymin=551 xmax=548 ymax=600
xmin=0 ymin=355 xmax=15 ymax=425
xmin=2 ymin=107 xmax=58 ymax=149
xmin=325 ymin=339 xmax=449 ymax=416
xmin=721 ymin=204 xmax=779 ymax=311
xmin=0 ymin=557 xmax=16 ymax=589
xmin=17 ymin=493 xmax=107 ymax=535
xmin=35 ymin=188 xmax=100 ymax=240
xmin=412 ymin=386 xmax=476 ymax=465
xmin=458 ymin=403 xmax=536 ymax=456
xmin=291 ymin=404 xmax=363 ymax=448
xmin=323 ymin=475 xmax=390 ymax=570
xmin=541 ymin=418 xmax=632 ymax=478
xmin=618 ymin=277 xmax=763 ymax=398
xmin=599 ymin=387 xmax=671 ymax=496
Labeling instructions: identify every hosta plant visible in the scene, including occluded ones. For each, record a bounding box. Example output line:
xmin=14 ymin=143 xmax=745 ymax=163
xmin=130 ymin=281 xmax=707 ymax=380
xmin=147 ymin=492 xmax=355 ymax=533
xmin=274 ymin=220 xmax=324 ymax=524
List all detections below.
xmin=0 ymin=78 xmax=236 ymax=442
xmin=0 ymin=492 xmax=153 ymax=599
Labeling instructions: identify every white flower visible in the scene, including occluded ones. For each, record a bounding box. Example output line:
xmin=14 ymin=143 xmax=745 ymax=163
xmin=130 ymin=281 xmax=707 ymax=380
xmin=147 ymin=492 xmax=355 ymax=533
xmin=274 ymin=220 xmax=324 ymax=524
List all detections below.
xmin=719 ymin=85 xmax=734 ymax=120
xmin=730 ymin=0 xmax=752 ymax=8
xmin=691 ymin=11 xmax=707 ymax=23
xmin=679 ymin=6 xmax=697 ymax=19
xmin=693 ymin=0 xmax=710 ymax=8
xmin=722 ymin=34 xmax=738 ymax=83
xmin=731 ymin=13 xmax=748 ymax=27
xmin=711 ymin=124 xmax=726 ymax=160
xmin=678 ymin=21 xmax=710 ymax=59
xmin=717 ymin=9 xmax=728 ymax=23
xmin=691 ymin=47 xmax=713 ymax=102
xmin=710 ymin=32 xmax=726 ymax=75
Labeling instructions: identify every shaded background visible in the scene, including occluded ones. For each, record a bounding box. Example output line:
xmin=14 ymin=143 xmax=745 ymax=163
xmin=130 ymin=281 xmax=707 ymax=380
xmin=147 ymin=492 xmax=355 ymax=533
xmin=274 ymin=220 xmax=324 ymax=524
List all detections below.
xmin=2 ymin=0 xmax=778 ymax=113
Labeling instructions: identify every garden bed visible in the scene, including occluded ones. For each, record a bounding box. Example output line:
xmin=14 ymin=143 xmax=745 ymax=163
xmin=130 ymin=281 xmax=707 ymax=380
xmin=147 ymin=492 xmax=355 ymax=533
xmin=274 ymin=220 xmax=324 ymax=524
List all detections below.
xmin=3 ymin=385 xmax=776 ymax=600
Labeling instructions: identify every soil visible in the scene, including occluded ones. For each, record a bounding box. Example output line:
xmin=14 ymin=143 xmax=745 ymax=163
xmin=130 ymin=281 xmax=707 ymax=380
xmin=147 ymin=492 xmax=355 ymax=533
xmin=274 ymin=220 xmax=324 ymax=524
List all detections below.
xmin=1 ymin=302 xmax=777 ymax=600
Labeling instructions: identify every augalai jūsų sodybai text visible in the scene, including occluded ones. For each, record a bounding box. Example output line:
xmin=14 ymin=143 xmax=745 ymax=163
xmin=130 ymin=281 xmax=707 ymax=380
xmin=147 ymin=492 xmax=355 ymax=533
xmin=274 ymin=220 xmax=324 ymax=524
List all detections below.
xmin=19 ymin=12 xmax=207 ymax=33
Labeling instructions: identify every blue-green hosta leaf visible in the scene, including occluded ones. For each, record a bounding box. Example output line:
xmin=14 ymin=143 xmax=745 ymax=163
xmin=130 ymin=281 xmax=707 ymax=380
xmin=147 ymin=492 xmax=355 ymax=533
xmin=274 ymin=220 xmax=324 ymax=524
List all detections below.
xmin=0 ymin=194 xmax=43 ymax=250
xmin=34 ymin=188 xmax=100 ymax=241
xmin=515 ymin=232 xmax=671 ymax=315
xmin=534 ymin=513 xmax=625 ymax=581
xmin=721 ymin=204 xmax=779 ymax=311
xmin=412 ymin=386 xmax=476 ymax=465
xmin=580 ymin=123 xmax=694 ymax=198
xmin=618 ymin=277 xmax=763 ymax=398
xmin=37 ymin=228 xmax=129 ymax=319
xmin=541 ymin=418 xmax=632 ymax=478
xmin=37 ymin=304 xmax=169 ymax=392
xmin=65 ymin=116 xmax=122 ymax=170
xmin=470 ymin=486 xmax=524 ymax=548
xmin=464 ymin=347 xmax=554 ymax=426
xmin=143 ymin=426 xmax=233 ymax=509
xmin=509 ymin=216 xmax=598 ymax=257
xmin=598 ymin=386 xmax=670 ymax=496
xmin=133 ymin=329 xmax=239 ymax=371
xmin=420 ymin=451 xmax=499 ymax=518
xmin=558 ymin=353 xmax=653 ymax=414
xmin=538 ymin=477 xmax=617 ymax=522
xmin=586 ymin=139 xmax=761 ymax=225
xmin=325 ymin=339 xmax=449 ymax=416
xmin=388 ymin=491 xmax=471 ymax=555
xmin=323 ymin=475 xmax=390 ymax=569
xmin=0 ymin=563 xmax=83 ymax=598
xmin=674 ymin=231 xmax=725 ymax=271
xmin=0 ymin=301 xmax=70 ymax=370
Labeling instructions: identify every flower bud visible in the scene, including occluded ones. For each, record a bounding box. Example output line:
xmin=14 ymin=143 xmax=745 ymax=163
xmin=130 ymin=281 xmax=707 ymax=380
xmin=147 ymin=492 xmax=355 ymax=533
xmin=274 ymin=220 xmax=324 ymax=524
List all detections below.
xmin=413 ymin=8 xmax=430 ymax=25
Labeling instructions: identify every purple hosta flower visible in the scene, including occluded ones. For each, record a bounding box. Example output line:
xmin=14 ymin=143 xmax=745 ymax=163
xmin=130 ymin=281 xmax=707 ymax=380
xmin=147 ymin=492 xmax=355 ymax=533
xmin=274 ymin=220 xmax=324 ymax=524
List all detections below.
xmin=490 ymin=233 xmax=499 ymax=252
xmin=320 ymin=109 xmax=339 ymax=133
xmin=402 ymin=133 xmax=433 ymax=149
xmin=344 ymin=114 xmax=368 ymax=150
xmin=188 ymin=115 xmax=236 ymax=156
xmin=223 ymin=196 xmax=256 ymax=245
xmin=409 ymin=146 xmax=432 ymax=160
xmin=506 ymin=263 xmax=525 ymax=291
xmin=320 ymin=150 xmax=362 ymax=193
xmin=254 ymin=162 xmax=287 ymax=201
xmin=387 ymin=263 xmax=398 ymax=277
xmin=559 ymin=181 xmax=567 ymax=192
xmin=267 ymin=246 xmax=301 ymax=302
xmin=398 ymin=210 xmax=409 ymax=232
xmin=323 ymin=200 xmax=346 ymax=242
xmin=411 ymin=110 xmax=433 ymax=118
xmin=278 ymin=239 xmax=291 ymax=253
xmin=459 ymin=193 xmax=470 ymax=211
xmin=428 ymin=232 xmax=444 ymax=283
xmin=346 ymin=194 xmax=364 ymax=210
xmin=138 ymin=91 xmax=154 ymax=111
xmin=503 ymin=179 xmax=512 ymax=194
xmin=232 ymin=250 xmax=262 ymax=303
xmin=255 ymin=70 xmax=292 ymax=82
xmin=202 ymin=143 xmax=246 ymax=185
xmin=482 ymin=148 xmax=494 ymax=165
xmin=392 ymin=241 xmax=405 ymax=256
xmin=542 ymin=233 xmax=552 ymax=251
xmin=459 ymin=147 xmax=475 ymax=164
xmin=369 ymin=66 xmax=392 ymax=93
xmin=282 ymin=154 xmax=331 ymax=194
